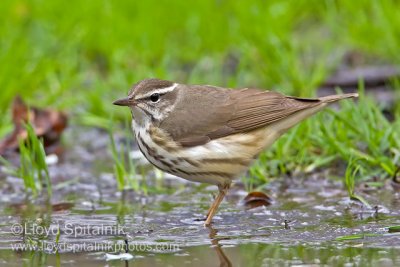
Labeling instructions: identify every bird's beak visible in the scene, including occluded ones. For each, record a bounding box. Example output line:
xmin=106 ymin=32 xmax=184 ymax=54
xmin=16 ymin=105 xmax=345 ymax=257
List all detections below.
xmin=113 ymin=97 xmax=134 ymax=106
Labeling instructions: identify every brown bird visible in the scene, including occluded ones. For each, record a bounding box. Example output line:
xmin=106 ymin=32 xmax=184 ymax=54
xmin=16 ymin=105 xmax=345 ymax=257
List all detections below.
xmin=113 ymin=78 xmax=358 ymax=226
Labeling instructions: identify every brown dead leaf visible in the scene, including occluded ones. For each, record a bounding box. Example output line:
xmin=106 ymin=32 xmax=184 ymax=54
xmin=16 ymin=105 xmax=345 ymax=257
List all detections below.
xmin=0 ymin=96 xmax=68 ymax=155
xmin=9 ymin=202 xmax=74 ymax=213
xmin=243 ymin=191 xmax=272 ymax=210
xmin=51 ymin=202 xmax=74 ymax=212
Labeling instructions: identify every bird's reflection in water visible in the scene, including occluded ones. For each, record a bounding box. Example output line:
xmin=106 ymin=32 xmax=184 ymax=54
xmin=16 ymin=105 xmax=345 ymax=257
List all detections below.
xmin=122 ymin=225 xmax=232 ymax=267
xmin=207 ymin=225 xmax=232 ymax=267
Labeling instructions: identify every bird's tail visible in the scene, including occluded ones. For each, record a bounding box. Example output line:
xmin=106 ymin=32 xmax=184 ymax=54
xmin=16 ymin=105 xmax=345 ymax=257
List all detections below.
xmin=318 ymin=93 xmax=359 ymax=103
xmin=260 ymin=91 xmax=358 ymax=150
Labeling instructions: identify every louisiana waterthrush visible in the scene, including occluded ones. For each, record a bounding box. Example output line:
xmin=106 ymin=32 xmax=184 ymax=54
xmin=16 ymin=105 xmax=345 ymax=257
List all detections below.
xmin=114 ymin=78 xmax=358 ymax=226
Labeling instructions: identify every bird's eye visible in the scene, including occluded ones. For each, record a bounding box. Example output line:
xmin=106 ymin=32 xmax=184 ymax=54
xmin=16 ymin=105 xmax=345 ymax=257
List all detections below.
xmin=150 ymin=93 xmax=160 ymax=102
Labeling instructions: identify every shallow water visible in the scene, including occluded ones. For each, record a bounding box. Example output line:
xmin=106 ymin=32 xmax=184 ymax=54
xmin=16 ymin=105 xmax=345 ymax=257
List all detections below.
xmin=0 ymin=128 xmax=399 ymax=266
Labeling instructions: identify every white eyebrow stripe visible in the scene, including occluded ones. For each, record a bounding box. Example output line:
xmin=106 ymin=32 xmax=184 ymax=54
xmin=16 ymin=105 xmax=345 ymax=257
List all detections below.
xmin=136 ymin=83 xmax=178 ymax=100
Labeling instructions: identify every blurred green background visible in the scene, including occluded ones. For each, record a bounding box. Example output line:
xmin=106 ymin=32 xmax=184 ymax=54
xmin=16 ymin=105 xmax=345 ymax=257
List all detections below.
xmin=1 ymin=0 xmax=399 ymax=126
xmin=0 ymin=0 xmax=399 ymax=184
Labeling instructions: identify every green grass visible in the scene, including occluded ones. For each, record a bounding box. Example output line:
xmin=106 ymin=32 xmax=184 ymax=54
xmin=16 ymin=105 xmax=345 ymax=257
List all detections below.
xmin=20 ymin=123 xmax=51 ymax=197
xmin=247 ymin=86 xmax=400 ymax=192
xmin=344 ymin=157 xmax=370 ymax=207
xmin=0 ymin=0 xmax=399 ymax=191
xmin=109 ymin=121 xmax=140 ymax=192
xmin=0 ymin=123 xmax=51 ymax=197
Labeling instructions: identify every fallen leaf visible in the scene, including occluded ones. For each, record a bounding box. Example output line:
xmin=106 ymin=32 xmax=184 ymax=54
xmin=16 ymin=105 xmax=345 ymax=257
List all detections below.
xmin=51 ymin=202 xmax=74 ymax=212
xmin=243 ymin=191 xmax=272 ymax=210
xmin=0 ymin=96 xmax=68 ymax=156
xmin=8 ymin=202 xmax=74 ymax=213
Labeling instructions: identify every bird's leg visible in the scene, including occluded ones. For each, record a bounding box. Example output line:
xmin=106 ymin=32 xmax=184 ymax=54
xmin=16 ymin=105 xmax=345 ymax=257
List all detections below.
xmin=204 ymin=184 xmax=230 ymax=226
xmin=205 ymin=194 xmax=219 ymax=219
xmin=205 ymin=184 xmax=230 ymax=218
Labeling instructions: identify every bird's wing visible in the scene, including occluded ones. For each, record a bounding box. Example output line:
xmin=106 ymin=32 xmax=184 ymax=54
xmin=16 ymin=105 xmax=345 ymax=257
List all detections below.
xmin=219 ymin=88 xmax=321 ymax=136
xmin=159 ymin=86 xmax=321 ymax=147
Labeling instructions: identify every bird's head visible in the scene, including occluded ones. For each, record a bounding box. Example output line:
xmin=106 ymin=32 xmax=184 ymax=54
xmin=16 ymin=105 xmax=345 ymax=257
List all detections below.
xmin=113 ymin=78 xmax=179 ymax=126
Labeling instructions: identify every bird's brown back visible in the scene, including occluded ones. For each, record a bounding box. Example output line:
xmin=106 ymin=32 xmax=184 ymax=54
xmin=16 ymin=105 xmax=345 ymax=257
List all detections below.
xmin=159 ymin=85 xmax=324 ymax=147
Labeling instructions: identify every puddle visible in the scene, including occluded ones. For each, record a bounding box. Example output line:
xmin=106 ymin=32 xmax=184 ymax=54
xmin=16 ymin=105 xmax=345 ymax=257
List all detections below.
xmin=0 ymin=127 xmax=399 ymax=266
